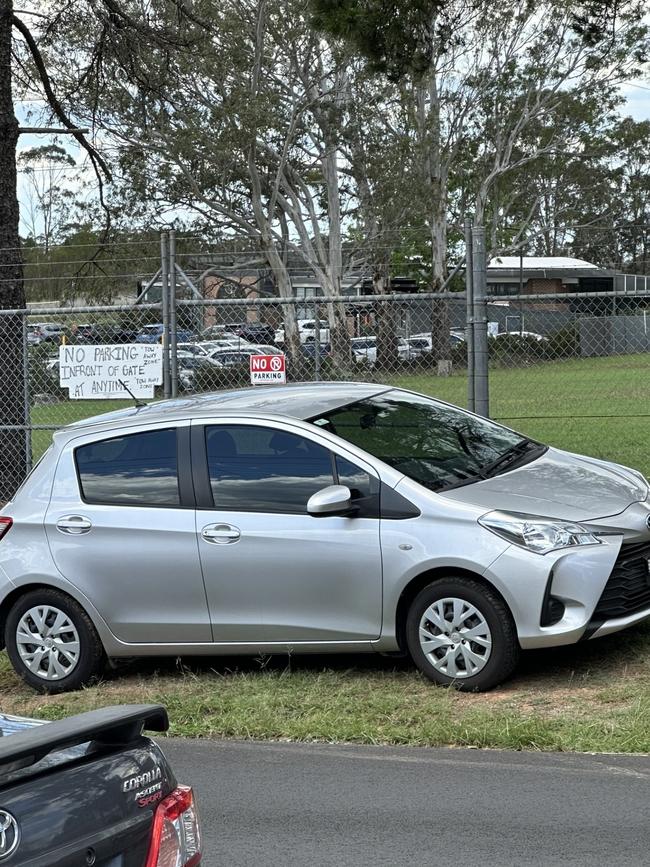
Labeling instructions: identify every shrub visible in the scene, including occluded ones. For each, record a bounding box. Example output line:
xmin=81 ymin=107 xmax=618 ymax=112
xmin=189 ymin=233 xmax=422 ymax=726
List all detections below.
xmin=545 ymin=325 xmax=580 ymax=359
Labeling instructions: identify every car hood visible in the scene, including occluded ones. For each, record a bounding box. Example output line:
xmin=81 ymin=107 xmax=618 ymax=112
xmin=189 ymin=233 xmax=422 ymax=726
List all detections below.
xmin=441 ymin=447 xmax=648 ymax=521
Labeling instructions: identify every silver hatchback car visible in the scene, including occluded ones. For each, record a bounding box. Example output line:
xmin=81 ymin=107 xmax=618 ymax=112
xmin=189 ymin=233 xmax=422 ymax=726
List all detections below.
xmin=2 ymin=382 xmax=650 ymax=693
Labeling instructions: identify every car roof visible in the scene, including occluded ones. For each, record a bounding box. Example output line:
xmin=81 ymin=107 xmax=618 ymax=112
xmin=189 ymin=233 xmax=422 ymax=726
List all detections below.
xmin=61 ymin=382 xmax=391 ymax=438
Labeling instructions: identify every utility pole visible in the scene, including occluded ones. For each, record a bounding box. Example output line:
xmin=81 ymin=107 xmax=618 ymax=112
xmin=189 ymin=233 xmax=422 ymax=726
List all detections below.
xmin=465 ymin=219 xmax=475 ymax=412
xmin=160 ymin=231 xmax=171 ymax=398
xmin=169 ymin=228 xmax=178 ymax=398
xmin=472 ymin=226 xmax=489 ymax=418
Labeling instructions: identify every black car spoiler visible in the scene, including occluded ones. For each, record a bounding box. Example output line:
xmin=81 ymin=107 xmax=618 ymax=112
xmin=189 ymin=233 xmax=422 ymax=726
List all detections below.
xmin=0 ymin=704 xmax=169 ymax=777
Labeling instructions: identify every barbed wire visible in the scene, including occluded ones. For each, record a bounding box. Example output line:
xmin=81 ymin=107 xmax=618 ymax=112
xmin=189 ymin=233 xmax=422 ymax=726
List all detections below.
xmin=5 ymin=222 xmax=650 ymax=255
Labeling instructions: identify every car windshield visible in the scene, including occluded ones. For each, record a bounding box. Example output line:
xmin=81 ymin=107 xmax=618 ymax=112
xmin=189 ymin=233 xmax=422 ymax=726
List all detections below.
xmin=309 ymin=389 xmax=545 ymax=492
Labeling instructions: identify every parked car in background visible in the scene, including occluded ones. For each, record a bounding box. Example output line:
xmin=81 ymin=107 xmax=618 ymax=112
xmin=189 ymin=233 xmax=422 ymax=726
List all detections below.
xmin=351 ymin=336 xmax=410 ymax=366
xmin=27 ymin=323 xmax=69 ymax=345
xmin=200 ymin=325 xmax=230 ymax=341
xmin=495 ymin=330 xmax=548 ymax=343
xmin=75 ymin=322 xmax=140 ymax=344
xmin=246 ymin=344 xmax=284 ymax=356
xmin=407 ymin=332 xmax=466 ymax=357
xmin=222 ymin=321 xmax=248 ymax=334
xmin=135 ymin=324 xmax=195 ymax=344
xmin=71 ymin=323 xmax=95 ymax=341
xmin=202 ymin=322 xmax=275 ymax=344
xmin=0 ymin=704 xmax=202 ymax=865
xmin=237 ymin=322 xmax=276 ymax=344
xmin=207 ymin=347 xmax=259 ymax=366
xmin=177 ymin=342 xmax=213 ymax=357
xmin=301 ymin=342 xmax=331 ymax=360
xmin=3 ymin=381 xmax=650 ymax=693
xmin=275 ymin=319 xmax=330 ymax=345
xmin=405 ymin=337 xmax=430 ymax=357
xmin=177 ymin=352 xmax=222 ymax=391
xmin=197 ymin=339 xmax=242 ymax=351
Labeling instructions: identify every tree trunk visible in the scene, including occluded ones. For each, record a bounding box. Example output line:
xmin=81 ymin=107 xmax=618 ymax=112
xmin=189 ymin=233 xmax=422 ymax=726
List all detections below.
xmin=321 ymin=131 xmax=350 ymax=368
xmin=420 ymin=72 xmax=450 ymax=366
xmin=429 ymin=192 xmax=450 ymax=363
xmin=0 ymin=0 xmax=27 ymax=501
xmin=262 ymin=240 xmax=301 ymax=364
xmin=322 ymin=289 xmax=350 ymax=368
xmin=373 ymin=264 xmax=396 ymax=369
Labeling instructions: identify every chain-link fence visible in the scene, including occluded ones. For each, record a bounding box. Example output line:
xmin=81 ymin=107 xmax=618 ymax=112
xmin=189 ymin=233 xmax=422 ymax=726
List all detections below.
xmin=481 ymin=291 xmax=650 ymax=428
xmin=3 ymin=264 xmax=650 ymax=499
xmin=0 ymin=293 xmax=470 ymax=500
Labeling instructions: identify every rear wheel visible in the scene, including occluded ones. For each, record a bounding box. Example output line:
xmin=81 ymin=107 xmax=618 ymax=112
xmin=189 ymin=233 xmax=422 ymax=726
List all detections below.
xmin=405 ymin=577 xmax=519 ymax=691
xmin=5 ymin=589 xmax=105 ymax=693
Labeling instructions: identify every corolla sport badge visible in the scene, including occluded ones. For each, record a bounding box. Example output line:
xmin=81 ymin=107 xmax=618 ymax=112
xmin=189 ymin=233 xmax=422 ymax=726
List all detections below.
xmin=0 ymin=811 xmax=20 ymax=860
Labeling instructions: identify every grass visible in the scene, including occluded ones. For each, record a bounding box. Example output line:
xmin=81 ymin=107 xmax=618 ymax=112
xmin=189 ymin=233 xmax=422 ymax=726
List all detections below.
xmin=1 ymin=622 xmax=650 ymax=752
xmin=9 ymin=352 xmax=650 ymax=752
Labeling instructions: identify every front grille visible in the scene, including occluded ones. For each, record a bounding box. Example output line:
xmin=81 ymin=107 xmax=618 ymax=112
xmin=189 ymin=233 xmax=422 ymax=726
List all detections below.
xmin=592 ymin=540 xmax=650 ymax=621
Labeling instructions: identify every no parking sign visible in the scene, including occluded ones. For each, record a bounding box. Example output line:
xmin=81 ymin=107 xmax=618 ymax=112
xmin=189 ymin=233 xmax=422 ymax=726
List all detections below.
xmin=249 ymin=354 xmax=287 ymax=385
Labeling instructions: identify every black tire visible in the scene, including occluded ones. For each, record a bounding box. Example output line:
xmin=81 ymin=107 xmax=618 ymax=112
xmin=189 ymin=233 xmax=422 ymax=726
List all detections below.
xmin=5 ymin=588 xmax=105 ymax=694
xmin=405 ymin=577 xmax=519 ymax=692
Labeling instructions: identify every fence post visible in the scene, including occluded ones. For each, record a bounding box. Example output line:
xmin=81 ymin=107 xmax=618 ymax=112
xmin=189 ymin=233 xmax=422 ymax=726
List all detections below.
xmin=472 ymin=226 xmax=490 ymax=418
xmin=21 ymin=313 xmax=32 ymax=475
xmin=464 ymin=219 xmax=475 ymax=412
xmin=313 ymin=296 xmax=321 ymax=381
xmin=168 ymin=228 xmax=178 ymax=398
xmin=160 ymin=230 xmax=171 ymax=398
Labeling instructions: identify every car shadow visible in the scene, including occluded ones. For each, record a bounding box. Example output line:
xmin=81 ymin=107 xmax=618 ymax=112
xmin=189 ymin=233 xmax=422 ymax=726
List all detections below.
xmin=105 ymin=619 xmax=650 ymax=689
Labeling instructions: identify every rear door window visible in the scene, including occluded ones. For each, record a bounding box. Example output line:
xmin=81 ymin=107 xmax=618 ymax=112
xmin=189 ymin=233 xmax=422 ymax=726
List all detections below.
xmin=75 ymin=428 xmax=179 ymax=506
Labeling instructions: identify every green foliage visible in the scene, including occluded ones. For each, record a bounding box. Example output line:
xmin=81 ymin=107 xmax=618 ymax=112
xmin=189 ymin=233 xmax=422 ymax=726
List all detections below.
xmin=28 ymin=345 xmax=66 ymax=402
xmin=309 ymin=0 xmax=444 ymax=80
xmin=546 ymin=325 xmax=581 ymax=359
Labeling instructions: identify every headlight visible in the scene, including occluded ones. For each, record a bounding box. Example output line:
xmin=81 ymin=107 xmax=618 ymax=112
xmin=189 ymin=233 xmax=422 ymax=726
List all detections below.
xmin=478 ymin=510 xmax=601 ymax=554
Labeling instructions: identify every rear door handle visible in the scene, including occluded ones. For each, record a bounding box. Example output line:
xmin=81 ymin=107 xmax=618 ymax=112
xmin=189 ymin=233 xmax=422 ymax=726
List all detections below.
xmin=201 ymin=523 xmax=241 ymax=544
xmin=56 ymin=515 xmax=92 ymax=535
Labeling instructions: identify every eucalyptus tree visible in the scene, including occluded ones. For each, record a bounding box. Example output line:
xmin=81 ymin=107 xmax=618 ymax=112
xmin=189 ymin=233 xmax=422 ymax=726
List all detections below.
xmin=0 ymin=0 xmax=194 ymax=498
xmin=17 ymin=145 xmax=79 ymax=250
xmin=60 ymin=0 xmax=375 ymax=364
xmin=311 ymin=0 xmax=649 ymax=273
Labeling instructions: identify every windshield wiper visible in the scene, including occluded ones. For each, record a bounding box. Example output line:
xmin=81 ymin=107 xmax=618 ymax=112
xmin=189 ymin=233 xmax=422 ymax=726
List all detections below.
xmin=478 ymin=439 xmax=543 ymax=478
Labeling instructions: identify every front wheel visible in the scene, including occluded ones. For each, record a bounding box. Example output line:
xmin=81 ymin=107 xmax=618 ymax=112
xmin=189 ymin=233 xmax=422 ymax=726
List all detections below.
xmin=405 ymin=577 xmax=519 ymax=692
xmin=5 ymin=589 xmax=105 ymax=694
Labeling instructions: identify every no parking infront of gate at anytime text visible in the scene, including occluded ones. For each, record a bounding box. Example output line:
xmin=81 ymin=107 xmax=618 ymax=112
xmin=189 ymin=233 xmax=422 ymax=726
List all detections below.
xmin=250 ymin=353 xmax=286 ymax=385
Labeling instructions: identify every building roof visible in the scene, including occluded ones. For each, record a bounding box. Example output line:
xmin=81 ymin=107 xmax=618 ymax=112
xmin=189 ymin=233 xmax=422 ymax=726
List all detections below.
xmin=488 ymin=256 xmax=599 ymax=270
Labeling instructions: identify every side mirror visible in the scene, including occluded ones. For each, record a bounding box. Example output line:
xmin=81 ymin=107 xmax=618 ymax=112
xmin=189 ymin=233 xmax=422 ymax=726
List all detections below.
xmin=307 ymin=485 xmax=354 ymax=517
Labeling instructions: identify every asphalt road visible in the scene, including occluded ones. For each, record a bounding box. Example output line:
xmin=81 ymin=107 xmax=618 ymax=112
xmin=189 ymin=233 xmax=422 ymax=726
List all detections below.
xmin=161 ymin=737 xmax=650 ymax=866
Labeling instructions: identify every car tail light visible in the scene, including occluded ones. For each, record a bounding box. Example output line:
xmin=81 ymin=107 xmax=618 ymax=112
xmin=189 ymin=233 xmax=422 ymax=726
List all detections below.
xmin=144 ymin=786 xmax=201 ymax=867
xmin=0 ymin=518 xmax=12 ymax=541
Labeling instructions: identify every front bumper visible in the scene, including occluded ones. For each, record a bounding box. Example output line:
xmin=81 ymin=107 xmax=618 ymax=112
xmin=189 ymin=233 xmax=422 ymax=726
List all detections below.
xmin=588 ymin=608 xmax=650 ymax=640
xmin=485 ymin=502 xmax=650 ymax=649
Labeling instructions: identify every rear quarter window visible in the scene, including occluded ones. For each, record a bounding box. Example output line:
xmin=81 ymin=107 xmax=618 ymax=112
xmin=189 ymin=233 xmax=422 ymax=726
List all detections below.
xmin=75 ymin=429 xmax=179 ymax=506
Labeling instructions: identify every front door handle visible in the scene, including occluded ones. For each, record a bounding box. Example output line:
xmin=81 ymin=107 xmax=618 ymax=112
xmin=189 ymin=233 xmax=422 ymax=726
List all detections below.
xmin=201 ymin=523 xmax=241 ymax=544
xmin=56 ymin=515 xmax=92 ymax=535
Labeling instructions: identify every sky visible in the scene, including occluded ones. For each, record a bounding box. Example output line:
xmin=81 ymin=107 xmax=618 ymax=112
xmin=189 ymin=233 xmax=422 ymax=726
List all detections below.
xmin=620 ymin=82 xmax=650 ymax=120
